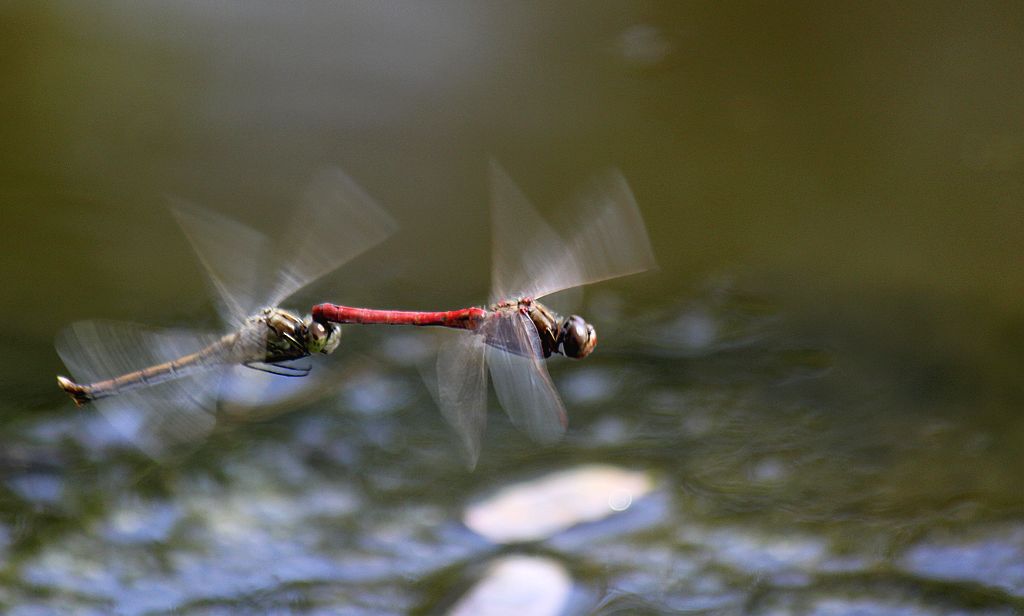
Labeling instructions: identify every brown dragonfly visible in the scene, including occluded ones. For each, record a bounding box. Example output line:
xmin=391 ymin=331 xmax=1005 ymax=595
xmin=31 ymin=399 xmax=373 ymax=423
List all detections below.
xmin=56 ymin=169 xmax=396 ymax=458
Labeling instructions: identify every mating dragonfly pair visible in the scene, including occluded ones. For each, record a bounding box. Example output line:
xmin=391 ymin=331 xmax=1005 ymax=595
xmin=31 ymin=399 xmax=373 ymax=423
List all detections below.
xmin=56 ymin=163 xmax=656 ymax=466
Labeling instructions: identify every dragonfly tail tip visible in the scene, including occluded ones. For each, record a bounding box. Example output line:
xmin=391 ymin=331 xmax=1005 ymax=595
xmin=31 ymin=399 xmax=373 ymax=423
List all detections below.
xmin=56 ymin=376 xmax=92 ymax=407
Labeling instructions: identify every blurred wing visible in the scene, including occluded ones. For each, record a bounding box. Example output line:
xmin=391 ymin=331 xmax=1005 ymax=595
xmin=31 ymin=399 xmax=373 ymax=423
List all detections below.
xmin=483 ymin=312 xmax=567 ymax=444
xmin=541 ymin=169 xmax=657 ymax=299
xmin=216 ymin=356 xmax=343 ymax=423
xmin=530 ymin=170 xmax=657 ymax=299
xmin=55 ymin=320 xmax=228 ymax=459
xmin=489 ymin=163 xmax=657 ymax=303
xmin=170 ymin=200 xmax=270 ymax=326
xmin=489 ymin=161 xmax=580 ymax=304
xmin=265 ymin=167 xmax=398 ymax=308
xmin=430 ymin=332 xmax=489 ymax=469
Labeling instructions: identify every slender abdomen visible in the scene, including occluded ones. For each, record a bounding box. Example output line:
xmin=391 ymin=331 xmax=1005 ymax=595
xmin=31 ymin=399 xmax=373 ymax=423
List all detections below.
xmin=57 ymin=334 xmax=237 ymax=406
xmin=312 ymin=304 xmax=486 ymax=330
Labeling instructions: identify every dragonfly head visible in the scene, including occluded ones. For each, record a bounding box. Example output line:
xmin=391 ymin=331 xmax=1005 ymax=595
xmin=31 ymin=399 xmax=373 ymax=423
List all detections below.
xmin=557 ymin=315 xmax=597 ymax=359
xmin=303 ymin=317 xmax=342 ymax=354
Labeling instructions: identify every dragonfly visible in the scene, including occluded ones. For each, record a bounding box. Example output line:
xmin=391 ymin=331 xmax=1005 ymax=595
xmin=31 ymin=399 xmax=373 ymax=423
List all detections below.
xmin=55 ymin=168 xmax=396 ymax=458
xmin=312 ymin=162 xmax=656 ymax=466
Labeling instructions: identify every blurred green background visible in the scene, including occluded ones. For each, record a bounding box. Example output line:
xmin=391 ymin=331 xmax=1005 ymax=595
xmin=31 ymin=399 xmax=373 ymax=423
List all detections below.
xmin=2 ymin=2 xmax=1023 ymax=614
xmin=4 ymin=3 xmax=1024 ymax=398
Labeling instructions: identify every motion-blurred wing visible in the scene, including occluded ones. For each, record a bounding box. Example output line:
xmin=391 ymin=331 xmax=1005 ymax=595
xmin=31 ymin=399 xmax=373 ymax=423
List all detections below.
xmin=489 ymin=161 xmax=578 ymax=305
xmin=266 ymin=167 xmax=398 ymax=308
xmin=531 ymin=169 xmax=657 ymax=300
xmin=170 ymin=200 xmax=271 ymax=327
xmin=431 ymin=332 xmax=489 ymax=469
xmin=55 ymin=320 xmax=228 ymax=460
xmin=489 ymin=163 xmax=656 ymax=303
xmin=483 ymin=312 xmax=567 ymax=445
xmin=216 ymin=356 xmax=344 ymax=424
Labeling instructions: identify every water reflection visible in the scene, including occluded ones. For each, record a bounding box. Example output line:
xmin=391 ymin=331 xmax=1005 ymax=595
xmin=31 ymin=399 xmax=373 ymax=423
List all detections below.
xmin=450 ymin=556 xmax=573 ymax=616
xmin=2 ymin=284 xmax=1021 ymax=613
xmin=463 ymin=465 xmax=654 ymax=543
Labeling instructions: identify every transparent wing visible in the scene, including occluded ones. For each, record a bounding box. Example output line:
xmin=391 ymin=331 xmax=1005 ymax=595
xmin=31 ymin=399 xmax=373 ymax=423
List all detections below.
xmin=482 ymin=312 xmax=567 ymax=444
xmin=265 ymin=167 xmax=398 ymax=308
xmin=216 ymin=356 xmax=344 ymax=424
xmin=170 ymin=200 xmax=271 ymax=327
xmin=55 ymin=320 xmax=229 ymax=459
xmin=430 ymin=331 xmax=489 ymax=469
xmin=489 ymin=162 xmax=657 ymax=303
xmin=533 ymin=169 xmax=657 ymax=299
xmin=489 ymin=161 xmax=577 ymax=304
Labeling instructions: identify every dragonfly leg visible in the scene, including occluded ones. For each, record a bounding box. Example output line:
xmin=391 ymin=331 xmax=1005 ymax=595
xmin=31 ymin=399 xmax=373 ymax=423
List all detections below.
xmin=281 ymin=331 xmax=303 ymax=348
xmin=242 ymin=361 xmax=312 ymax=378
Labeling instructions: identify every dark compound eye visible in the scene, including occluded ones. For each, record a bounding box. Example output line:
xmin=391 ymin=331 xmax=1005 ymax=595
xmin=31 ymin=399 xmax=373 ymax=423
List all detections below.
xmin=559 ymin=315 xmax=597 ymax=359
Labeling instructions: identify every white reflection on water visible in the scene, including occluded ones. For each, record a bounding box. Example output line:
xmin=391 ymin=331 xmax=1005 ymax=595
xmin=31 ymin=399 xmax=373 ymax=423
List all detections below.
xmin=464 ymin=464 xmax=654 ymax=544
xmin=450 ymin=555 xmax=572 ymax=616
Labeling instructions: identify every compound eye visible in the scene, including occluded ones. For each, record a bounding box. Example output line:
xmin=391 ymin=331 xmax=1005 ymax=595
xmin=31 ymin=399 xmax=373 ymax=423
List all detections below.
xmin=560 ymin=315 xmax=597 ymax=359
xmin=308 ymin=321 xmax=327 ymax=343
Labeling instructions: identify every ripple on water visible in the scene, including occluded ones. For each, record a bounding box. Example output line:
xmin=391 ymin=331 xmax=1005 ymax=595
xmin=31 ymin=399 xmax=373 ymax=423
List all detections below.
xmin=679 ymin=523 xmax=829 ymax=579
xmin=899 ymin=523 xmax=1024 ymax=597
xmin=8 ymin=605 xmax=109 ymax=616
xmin=558 ymin=367 xmax=620 ymax=406
xmin=16 ymin=445 xmax=489 ymax=615
xmin=5 ymin=473 xmax=64 ymax=506
xmin=356 ymin=505 xmax=486 ymax=577
xmin=667 ymin=308 xmax=719 ymax=352
xmin=581 ymin=415 xmax=632 ymax=445
xmin=752 ymin=594 xmax=1019 ymax=616
xmin=100 ymin=497 xmax=180 ymax=544
xmin=28 ymin=412 xmax=134 ymax=457
xmin=377 ymin=331 xmax=436 ymax=366
xmin=21 ymin=540 xmax=131 ymax=604
xmin=340 ymin=371 xmax=415 ymax=416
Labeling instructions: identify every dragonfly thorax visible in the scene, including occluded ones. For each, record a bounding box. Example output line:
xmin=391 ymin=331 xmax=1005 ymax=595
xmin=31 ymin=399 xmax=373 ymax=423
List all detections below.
xmin=259 ymin=308 xmax=341 ymax=361
xmin=507 ymin=299 xmax=597 ymax=359
xmin=522 ymin=300 xmax=560 ymax=358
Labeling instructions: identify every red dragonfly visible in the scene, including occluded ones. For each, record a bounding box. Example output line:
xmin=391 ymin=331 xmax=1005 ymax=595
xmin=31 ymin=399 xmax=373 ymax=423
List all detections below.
xmin=313 ymin=162 xmax=656 ymax=466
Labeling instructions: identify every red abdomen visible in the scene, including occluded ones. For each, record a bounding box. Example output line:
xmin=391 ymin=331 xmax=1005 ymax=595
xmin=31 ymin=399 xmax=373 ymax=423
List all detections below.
xmin=312 ymin=304 xmax=486 ymax=330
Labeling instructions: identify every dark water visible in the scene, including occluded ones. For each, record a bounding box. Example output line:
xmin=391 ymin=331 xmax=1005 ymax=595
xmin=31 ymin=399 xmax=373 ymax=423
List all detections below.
xmin=2 ymin=3 xmax=1024 ymax=614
